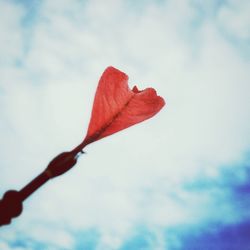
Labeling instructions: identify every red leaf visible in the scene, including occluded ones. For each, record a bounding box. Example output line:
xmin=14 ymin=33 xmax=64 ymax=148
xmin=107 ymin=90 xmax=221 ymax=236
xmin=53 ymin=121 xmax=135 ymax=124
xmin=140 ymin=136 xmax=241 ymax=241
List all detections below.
xmin=74 ymin=66 xmax=165 ymax=151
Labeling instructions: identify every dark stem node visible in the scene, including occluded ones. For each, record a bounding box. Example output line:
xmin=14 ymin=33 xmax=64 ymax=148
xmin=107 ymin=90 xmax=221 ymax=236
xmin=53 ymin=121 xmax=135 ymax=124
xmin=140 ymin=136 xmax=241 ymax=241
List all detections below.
xmin=0 ymin=190 xmax=23 ymax=226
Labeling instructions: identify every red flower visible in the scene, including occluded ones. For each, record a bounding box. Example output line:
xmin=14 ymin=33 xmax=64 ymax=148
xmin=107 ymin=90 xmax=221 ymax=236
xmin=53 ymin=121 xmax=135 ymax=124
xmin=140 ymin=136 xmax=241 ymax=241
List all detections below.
xmin=73 ymin=66 xmax=165 ymax=152
xmin=0 ymin=67 xmax=165 ymax=225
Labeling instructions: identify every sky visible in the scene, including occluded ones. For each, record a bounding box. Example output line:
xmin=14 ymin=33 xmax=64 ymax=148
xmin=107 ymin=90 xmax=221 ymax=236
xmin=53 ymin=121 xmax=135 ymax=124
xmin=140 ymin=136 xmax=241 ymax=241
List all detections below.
xmin=0 ymin=0 xmax=250 ymax=249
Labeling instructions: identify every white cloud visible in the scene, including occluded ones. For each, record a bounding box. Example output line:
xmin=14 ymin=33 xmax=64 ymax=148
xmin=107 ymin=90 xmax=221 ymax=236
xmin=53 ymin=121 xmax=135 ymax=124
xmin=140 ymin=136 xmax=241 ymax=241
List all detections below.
xmin=218 ymin=0 xmax=250 ymax=40
xmin=0 ymin=1 xmax=25 ymax=65
xmin=1 ymin=0 xmax=250 ymax=249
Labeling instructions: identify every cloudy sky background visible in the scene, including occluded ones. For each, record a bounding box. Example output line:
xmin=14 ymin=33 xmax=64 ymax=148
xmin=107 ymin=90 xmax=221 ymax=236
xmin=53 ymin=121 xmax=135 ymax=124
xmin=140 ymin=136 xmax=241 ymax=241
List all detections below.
xmin=0 ymin=0 xmax=250 ymax=249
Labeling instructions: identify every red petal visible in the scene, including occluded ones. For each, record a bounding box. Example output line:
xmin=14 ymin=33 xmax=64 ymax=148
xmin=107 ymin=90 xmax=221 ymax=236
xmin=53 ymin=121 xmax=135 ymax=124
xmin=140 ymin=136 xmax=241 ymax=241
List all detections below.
xmin=132 ymin=85 xmax=141 ymax=93
xmin=80 ymin=67 xmax=165 ymax=147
